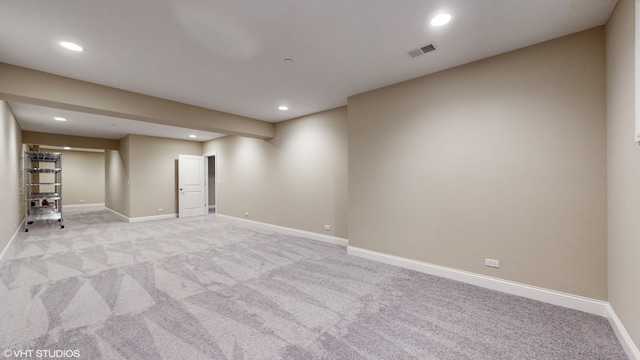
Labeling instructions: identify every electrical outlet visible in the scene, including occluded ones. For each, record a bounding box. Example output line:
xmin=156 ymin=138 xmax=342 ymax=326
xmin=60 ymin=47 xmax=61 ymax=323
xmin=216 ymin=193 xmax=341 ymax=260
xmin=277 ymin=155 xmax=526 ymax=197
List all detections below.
xmin=324 ymin=225 xmax=331 ymax=231
xmin=244 ymin=212 xmax=249 ymax=216
xmin=80 ymin=199 xmax=84 ymax=203
xmin=158 ymin=208 xmax=164 ymax=212
xmin=485 ymin=258 xmax=500 ymax=268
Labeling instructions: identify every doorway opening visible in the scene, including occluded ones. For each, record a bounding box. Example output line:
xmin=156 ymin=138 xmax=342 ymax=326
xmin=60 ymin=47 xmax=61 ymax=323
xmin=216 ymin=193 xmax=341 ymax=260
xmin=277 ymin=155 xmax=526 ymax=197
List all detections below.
xmin=206 ymin=155 xmax=216 ymax=214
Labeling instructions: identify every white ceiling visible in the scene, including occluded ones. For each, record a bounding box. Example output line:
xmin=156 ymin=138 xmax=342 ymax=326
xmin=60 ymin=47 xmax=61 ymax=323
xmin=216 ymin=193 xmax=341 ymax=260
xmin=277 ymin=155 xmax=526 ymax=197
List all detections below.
xmin=0 ymin=0 xmax=617 ymax=140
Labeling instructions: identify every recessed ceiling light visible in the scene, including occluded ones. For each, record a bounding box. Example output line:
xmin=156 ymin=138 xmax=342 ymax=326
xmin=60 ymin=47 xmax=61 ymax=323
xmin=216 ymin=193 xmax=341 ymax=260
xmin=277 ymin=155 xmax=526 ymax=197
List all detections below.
xmin=189 ymin=135 xmax=197 ymax=138
xmin=63 ymin=147 xmax=71 ymax=150
xmin=431 ymin=13 xmax=452 ymax=27
xmin=53 ymin=117 xmax=67 ymax=121
xmin=60 ymin=41 xmax=83 ymax=52
xmin=279 ymin=106 xmax=289 ymax=111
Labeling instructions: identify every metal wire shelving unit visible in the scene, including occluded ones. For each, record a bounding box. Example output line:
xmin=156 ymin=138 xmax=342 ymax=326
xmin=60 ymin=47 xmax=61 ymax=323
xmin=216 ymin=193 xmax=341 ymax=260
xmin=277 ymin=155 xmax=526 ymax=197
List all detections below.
xmin=24 ymin=151 xmax=64 ymax=231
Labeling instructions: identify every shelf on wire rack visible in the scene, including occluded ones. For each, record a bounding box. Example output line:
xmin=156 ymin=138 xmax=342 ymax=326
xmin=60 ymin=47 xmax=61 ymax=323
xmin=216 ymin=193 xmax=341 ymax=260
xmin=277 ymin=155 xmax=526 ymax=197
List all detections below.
xmin=27 ymin=192 xmax=61 ymax=200
xmin=25 ymin=152 xmax=62 ymax=162
xmin=26 ymin=168 xmax=62 ymax=173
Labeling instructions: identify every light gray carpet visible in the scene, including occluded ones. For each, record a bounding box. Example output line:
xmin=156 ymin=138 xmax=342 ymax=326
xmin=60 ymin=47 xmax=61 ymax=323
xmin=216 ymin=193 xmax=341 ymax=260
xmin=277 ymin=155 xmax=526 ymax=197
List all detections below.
xmin=0 ymin=207 xmax=628 ymax=359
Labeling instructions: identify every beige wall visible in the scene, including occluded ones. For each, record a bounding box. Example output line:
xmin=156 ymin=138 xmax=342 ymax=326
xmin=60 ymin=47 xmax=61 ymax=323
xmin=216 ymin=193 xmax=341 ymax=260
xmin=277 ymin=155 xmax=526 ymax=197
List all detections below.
xmin=36 ymin=149 xmax=105 ymax=206
xmin=105 ymin=137 xmax=130 ymax=217
xmin=55 ymin=150 xmax=105 ymax=205
xmin=129 ymin=135 xmax=202 ymax=218
xmin=348 ymin=28 xmax=607 ymax=299
xmin=606 ymin=0 xmax=640 ymax=348
xmin=203 ymin=107 xmax=348 ymax=238
xmin=0 ymin=100 xmax=24 ymax=252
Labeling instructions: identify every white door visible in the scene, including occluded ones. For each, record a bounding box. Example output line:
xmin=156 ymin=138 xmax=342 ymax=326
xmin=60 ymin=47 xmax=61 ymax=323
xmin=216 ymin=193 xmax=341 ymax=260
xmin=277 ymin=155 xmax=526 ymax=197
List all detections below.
xmin=178 ymin=154 xmax=206 ymax=218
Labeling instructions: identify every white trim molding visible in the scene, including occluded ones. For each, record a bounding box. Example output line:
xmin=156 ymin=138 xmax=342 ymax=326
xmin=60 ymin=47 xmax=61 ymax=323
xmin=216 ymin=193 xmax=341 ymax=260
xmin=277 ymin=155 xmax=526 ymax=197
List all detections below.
xmin=64 ymin=203 xmax=106 ymax=209
xmin=104 ymin=207 xmax=177 ymax=223
xmin=0 ymin=218 xmax=26 ymax=266
xmin=348 ymin=246 xmax=640 ymax=359
xmin=104 ymin=207 xmax=130 ymax=222
xmin=606 ymin=304 xmax=640 ymax=360
xmin=347 ymin=246 xmax=608 ymax=316
xmin=216 ymin=214 xmax=348 ymax=247
xmin=130 ymin=214 xmax=178 ymax=223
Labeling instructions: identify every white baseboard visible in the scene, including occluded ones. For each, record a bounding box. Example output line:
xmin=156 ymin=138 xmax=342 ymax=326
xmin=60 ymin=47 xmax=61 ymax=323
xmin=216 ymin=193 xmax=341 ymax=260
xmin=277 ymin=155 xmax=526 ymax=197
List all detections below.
xmin=216 ymin=214 xmax=348 ymax=247
xmin=0 ymin=217 xmax=26 ymax=266
xmin=349 ymin=246 xmax=640 ymax=358
xmin=104 ymin=207 xmax=177 ymax=223
xmin=65 ymin=203 xmax=106 ymax=209
xmin=347 ymin=246 xmax=609 ymax=317
xmin=130 ymin=213 xmax=177 ymax=223
xmin=104 ymin=207 xmax=130 ymax=222
xmin=606 ymin=304 xmax=640 ymax=360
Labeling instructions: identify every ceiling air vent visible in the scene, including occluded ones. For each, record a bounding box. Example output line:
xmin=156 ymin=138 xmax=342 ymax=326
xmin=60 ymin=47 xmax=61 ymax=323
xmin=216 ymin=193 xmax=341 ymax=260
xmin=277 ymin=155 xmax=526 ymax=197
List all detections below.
xmin=407 ymin=44 xmax=436 ymax=58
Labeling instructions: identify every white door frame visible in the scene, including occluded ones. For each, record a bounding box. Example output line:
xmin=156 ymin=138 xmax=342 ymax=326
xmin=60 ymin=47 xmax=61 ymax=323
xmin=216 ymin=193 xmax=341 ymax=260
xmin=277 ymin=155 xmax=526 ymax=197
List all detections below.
xmin=203 ymin=151 xmax=217 ymax=214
